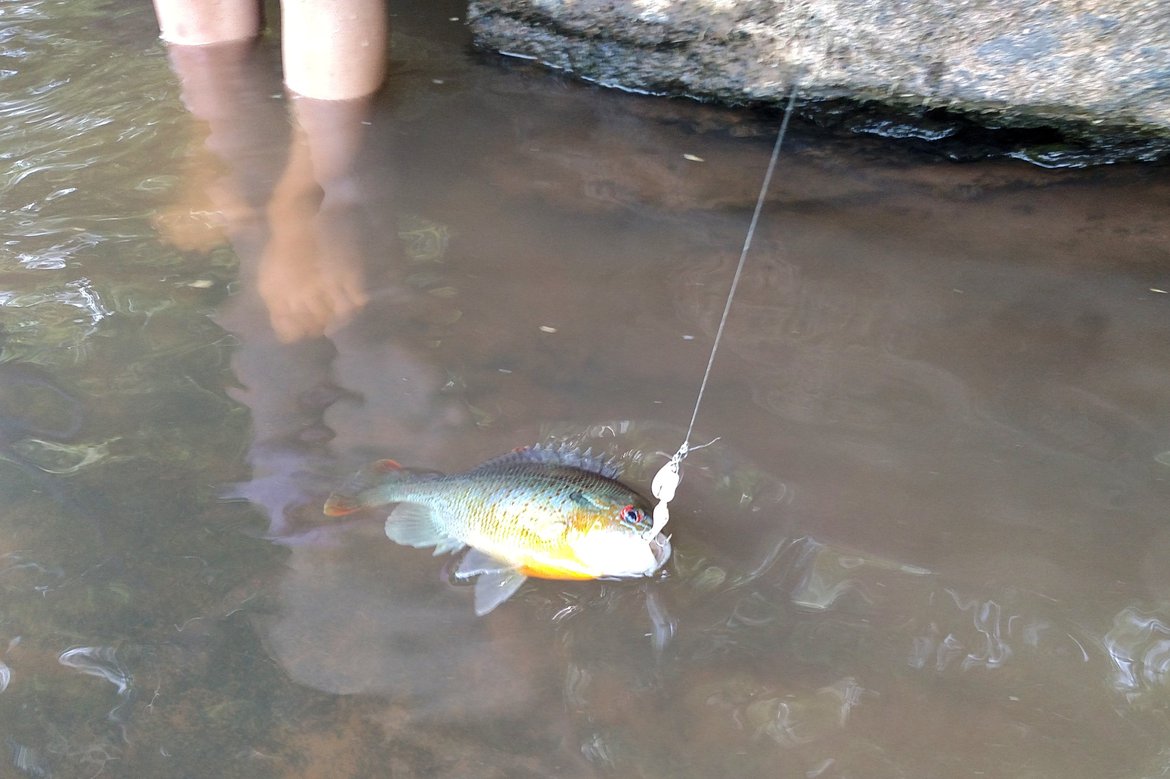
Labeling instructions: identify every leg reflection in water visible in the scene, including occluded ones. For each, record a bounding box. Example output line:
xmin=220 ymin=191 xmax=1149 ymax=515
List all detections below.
xmin=151 ymin=0 xmax=394 ymax=540
xmin=150 ymin=5 xmax=570 ymax=758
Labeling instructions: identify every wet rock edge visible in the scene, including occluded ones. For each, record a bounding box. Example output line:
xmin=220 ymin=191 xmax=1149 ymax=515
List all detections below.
xmin=467 ymin=0 xmax=1170 ymax=167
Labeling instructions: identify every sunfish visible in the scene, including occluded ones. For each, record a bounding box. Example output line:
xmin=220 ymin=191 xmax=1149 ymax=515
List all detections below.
xmin=324 ymin=444 xmax=672 ymax=614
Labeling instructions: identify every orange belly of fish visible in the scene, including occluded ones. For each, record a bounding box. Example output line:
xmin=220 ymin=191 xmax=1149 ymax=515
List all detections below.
xmin=518 ymin=563 xmax=599 ymax=581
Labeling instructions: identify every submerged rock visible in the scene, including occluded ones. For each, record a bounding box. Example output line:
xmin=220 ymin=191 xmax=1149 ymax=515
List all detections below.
xmin=467 ymin=0 xmax=1170 ymax=163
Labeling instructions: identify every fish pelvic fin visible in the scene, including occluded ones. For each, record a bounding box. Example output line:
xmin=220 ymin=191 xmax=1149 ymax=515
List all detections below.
xmin=453 ymin=548 xmax=517 ymax=580
xmin=451 ymin=550 xmax=531 ymax=615
xmin=473 ymin=569 xmax=529 ymax=615
xmin=323 ymin=458 xmax=438 ymax=517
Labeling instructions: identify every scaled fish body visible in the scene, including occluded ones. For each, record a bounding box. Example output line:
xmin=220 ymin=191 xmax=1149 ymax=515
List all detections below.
xmin=324 ymin=444 xmax=672 ymax=615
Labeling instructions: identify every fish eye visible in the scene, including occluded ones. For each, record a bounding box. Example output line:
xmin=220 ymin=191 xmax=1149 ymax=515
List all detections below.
xmin=620 ymin=505 xmax=644 ymax=526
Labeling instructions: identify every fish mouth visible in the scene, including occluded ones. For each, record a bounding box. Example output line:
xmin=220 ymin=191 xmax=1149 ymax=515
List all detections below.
xmin=649 ymin=533 xmax=672 ymax=571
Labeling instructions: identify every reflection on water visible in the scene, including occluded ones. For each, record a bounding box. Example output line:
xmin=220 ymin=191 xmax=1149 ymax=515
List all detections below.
xmin=2 ymin=0 xmax=1170 ymax=776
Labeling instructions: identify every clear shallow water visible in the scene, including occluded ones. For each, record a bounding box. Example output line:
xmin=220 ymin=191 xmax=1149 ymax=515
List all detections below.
xmin=2 ymin=1 xmax=1170 ymax=777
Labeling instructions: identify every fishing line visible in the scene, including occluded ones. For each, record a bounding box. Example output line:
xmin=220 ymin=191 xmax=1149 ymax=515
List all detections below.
xmin=649 ymin=79 xmax=801 ymax=537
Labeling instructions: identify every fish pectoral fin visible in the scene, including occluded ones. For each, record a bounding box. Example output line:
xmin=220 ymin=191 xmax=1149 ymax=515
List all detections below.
xmin=385 ymin=503 xmax=449 ymax=549
xmin=453 ymin=548 xmax=516 ymax=580
xmin=473 ymin=569 xmax=529 ymax=616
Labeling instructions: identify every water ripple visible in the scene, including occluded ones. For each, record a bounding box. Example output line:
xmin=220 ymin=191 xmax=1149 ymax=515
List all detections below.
xmin=1104 ymin=606 xmax=1170 ymax=700
xmin=0 ymin=2 xmax=194 ymax=369
xmin=57 ymin=645 xmax=131 ymax=698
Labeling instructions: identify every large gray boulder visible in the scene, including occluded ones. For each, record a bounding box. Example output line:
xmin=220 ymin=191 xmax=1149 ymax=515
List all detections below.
xmin=467 ymin=0 xmax=1170 ymax=143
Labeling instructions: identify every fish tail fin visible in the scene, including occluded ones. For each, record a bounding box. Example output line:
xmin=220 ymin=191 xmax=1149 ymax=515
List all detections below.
xmin=323 ymin=458 xmax=428 ymax=517
xmin=322 ymin=497 xmax=362 ymax=517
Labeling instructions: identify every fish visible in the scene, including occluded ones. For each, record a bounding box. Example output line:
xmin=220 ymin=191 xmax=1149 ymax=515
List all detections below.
xmin=324 ymin=443 xmax=672 ymax=615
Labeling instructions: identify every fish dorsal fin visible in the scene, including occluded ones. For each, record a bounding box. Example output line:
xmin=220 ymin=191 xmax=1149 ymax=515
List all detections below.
xmin=473 ymin=569 xmax=529 ymax=615
xmin=472 ymin=442 xmax=621 ymax=479
xmin=385 ymin=503 xmax=449 ymax=549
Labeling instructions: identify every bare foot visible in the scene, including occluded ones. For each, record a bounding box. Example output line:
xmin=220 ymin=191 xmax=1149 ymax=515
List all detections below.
xmin=154 ymin=137 xmax=257 ymax=253
xmin=259 ymin=183 xmax=368 ymax=343
xmin=154 ymin=41 xmax=269 ymax=253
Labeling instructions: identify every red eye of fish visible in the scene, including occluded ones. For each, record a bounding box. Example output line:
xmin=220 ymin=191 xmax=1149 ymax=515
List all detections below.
xmin=621 ymin=505 xmax=642 ymax=525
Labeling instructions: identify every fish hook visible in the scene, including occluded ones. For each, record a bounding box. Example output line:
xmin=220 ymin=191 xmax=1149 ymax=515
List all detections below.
xmin=648 ymin=436 xmax=719 ymax=537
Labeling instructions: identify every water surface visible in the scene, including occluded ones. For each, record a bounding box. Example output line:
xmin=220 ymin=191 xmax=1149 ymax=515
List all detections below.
xmin=2 ymin=1 xmax=1170 ymax=777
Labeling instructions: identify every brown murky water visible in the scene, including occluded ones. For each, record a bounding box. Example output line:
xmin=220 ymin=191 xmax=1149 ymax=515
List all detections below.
xmin=2 ymin=1 xmax=1170 ymax=777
